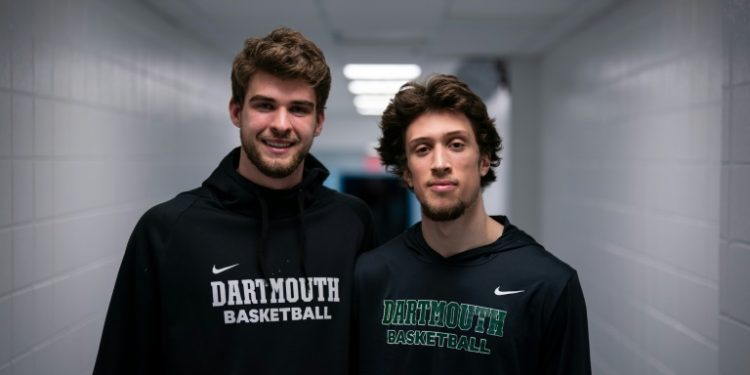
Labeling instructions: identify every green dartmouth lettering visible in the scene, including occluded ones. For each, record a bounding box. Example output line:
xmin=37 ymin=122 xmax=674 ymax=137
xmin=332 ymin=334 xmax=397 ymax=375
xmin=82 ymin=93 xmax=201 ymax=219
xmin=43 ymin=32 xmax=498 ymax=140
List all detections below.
xmin=386 ymin=329 xmax=491 ymax=355
xmin=381 ymin=299 xmax=507 ymax=337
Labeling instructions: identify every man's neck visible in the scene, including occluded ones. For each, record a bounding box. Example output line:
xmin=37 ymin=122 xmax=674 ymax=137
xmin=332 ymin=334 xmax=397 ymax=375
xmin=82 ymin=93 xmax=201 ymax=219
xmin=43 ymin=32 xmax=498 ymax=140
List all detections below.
xmin=236 ymin=155 xmax=304 ymax=190
xmin=421 ymin=196 xmax=504 ymax=258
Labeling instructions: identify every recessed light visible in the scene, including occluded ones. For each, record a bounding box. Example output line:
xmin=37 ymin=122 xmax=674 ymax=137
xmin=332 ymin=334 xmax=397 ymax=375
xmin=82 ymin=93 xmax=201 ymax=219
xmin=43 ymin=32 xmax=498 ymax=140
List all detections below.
xmin=355 ymin=107 xmax=388 ymax=116
xmin=353 ymin=95 xmax=393 ymax=116
xmin=343 ymin=64 xmax=421 ymax=80
xmin=353 ymin=94 xmax=392 ymax=108
xmin=348 ymin=80 xmax=408 ymax=95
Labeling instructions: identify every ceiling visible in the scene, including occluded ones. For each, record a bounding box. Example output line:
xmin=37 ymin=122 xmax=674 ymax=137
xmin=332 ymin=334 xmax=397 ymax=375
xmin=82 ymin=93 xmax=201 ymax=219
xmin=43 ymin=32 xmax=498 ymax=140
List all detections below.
xmin=141 ymin=0 xmax=619 ymax=147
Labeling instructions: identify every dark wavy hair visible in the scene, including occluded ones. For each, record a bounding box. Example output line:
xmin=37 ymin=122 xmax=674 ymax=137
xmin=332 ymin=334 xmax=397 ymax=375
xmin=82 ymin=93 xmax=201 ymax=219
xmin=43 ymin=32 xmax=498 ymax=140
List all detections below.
xmin=230 ymin=27 xmax=331 ymax=115
xmin=376 ymin=74 xmax=502 ymax=188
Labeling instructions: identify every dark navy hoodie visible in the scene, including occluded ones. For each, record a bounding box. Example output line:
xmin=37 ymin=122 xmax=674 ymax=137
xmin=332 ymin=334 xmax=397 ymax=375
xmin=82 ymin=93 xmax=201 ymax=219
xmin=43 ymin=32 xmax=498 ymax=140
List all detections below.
xmin=354 ymin=216 xmax=590 ymax=374
xmin=95 ymin=147 xmax=374 ymax=374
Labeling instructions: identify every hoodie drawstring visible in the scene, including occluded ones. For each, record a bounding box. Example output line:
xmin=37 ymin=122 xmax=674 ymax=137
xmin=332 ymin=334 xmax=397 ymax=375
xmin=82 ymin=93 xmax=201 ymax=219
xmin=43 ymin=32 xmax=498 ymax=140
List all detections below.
xmin=257 ymin=195 xmax=271 ymax=278
xmin=296 ymin=190 xmax=308 ymax=277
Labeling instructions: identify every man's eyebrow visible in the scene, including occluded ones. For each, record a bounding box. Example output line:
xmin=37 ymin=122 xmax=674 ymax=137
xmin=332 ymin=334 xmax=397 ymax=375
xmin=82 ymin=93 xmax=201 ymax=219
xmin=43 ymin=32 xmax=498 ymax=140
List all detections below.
xmin=406 ymin=136 xmax=432 ymax=148
xmin=248 ymin=96 xmax=314 ymax=108
xmin=248 ymin=95 xmax=275 ymax=102
xmin=289 ymin=100 xmax=315 ymax=108
xmin=406 ymin=130 xmax=470 ymax=146
xmin=444 ymin=130 xmax=470 ymax=138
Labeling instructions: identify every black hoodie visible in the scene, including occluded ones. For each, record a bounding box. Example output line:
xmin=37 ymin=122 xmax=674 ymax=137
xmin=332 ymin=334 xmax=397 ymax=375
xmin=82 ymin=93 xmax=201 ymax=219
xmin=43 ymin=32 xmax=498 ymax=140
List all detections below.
xmin=94 ymin=148 xmax=374 ymax=375
xmin=354 ymin=216 xmax=590 ymax=374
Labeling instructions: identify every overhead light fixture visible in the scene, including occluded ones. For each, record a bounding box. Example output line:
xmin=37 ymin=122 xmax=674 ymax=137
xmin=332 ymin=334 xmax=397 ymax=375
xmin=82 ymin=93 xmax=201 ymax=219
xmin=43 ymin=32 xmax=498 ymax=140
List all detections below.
xmin=343 ymin=64 xmax=421 ymax=80
xmin=353 ymin=95 xmax=392 ymax=109
xmin=355 ymin=106 xmax=389 ymax=116
xmin=344 ymin=64 xmax=421 ymax=116
xmin=352 ymin=94 xmax=393 ymax=116
xmin=348 ymin=80 xmax=407 ymax=95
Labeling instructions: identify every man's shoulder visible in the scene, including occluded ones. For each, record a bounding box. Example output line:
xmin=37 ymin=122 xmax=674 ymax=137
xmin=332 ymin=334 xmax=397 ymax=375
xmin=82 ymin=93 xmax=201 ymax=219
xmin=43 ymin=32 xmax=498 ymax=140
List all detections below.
xmin=314 ymin=186 xmax=372 ymax=219
xmin=499 ymin=220 xmax=577 ymax=280
xmin=123 ymin=187 xmax=210 ymax=254
xmin=137 ymin=186 xmax=207 ymax=231
xmin=355 ymin=232 xmax=407 ymax=272
xmin=504 ymin=239 xmax=579 ymax=294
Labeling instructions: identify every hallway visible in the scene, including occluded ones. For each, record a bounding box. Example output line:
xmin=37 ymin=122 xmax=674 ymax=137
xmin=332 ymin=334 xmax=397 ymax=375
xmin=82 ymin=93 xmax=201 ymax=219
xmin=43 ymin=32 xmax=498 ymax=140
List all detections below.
xmin=0 ymin=0 xmax=748 ymax=373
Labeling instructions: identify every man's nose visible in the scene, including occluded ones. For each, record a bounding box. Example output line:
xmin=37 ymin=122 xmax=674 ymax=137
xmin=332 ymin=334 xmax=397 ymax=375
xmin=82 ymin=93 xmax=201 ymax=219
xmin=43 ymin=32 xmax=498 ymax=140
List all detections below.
xmin=270 ymin=108 xmax=292 ymax=133
xmin=431 ymin=146 xmax=451 ymax=175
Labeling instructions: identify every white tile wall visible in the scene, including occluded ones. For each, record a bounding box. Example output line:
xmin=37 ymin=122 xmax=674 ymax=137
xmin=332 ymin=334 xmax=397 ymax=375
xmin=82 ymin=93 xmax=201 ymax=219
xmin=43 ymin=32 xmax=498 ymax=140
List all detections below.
xmin=506 ymin=59 xmax=542 ymax=236
xmin=0 ymin=298 xmax=10 ymax=365
xmin=0 ymin=24 xmax=11 ymax=89
xmin=0 ymin=162 xmax=10 ymax=227
xmin=10 ymin=286 xmax=37 ymax=357
xmin=10 ymin=95 xmax=33 ymax=157
xmin=32 ymin=98 xmax=54 ymax=159
xmin=719 ymin=316 xmax=750 ymax=374
xmin=720 ymin=2 xmax=750 ymax=372
xmin=720 ymin=242 xmax=750 ymax=324
xmin=32 ymin=39 xmax=53 ymax=97
xmin=10 ymin=32 xmax=33 ymax=93
xmin=11 ymin=162 xmax=33 ymax=224
xmin=728 ymin=84 xmax=750 ymax=162
xmin=12 ymin=225 xmax=43 ymax=289
xmin=727 ymin=166 xmax=750 ymax=244
xmin=0 ymin=92 xmax=10 ymax=156
xmin=533 ymin=0 xmax=723 ymax=373
xmin=726 ymin=1 xmax=750 ymax=85
xmin=0 ymin=0 xmax=236 ymax=372
xmin=0 ymin=231 xmax=10 ymax=296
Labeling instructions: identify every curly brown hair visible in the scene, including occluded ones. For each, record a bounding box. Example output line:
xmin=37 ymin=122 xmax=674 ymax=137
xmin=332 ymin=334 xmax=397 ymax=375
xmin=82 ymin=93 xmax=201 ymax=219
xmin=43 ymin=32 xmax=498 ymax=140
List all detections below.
xmin=230 ymin=27 xmax=331 ymax=115
xmin=376 ymin=74 xmax=502 ymax=188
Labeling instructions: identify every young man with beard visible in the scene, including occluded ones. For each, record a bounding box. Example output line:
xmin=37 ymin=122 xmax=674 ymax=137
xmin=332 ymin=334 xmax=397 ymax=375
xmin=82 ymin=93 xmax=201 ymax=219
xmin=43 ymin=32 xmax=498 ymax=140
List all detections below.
xmin=354 ymin=74 xmax=590 ymax=374
xmin=94 ymin=27 xmax=374 ymax=374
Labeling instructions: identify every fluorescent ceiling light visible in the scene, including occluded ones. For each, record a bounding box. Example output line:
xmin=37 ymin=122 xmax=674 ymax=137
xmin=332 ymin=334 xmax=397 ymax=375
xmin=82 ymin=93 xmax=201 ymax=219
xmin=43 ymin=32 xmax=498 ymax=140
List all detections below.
xmin=353 ymin=94 xmax=392 ymax=109
xmin=344 ymin=64 xmax=420 ymax=116
xmin=355 ymin=107 xmax=387 ymax=116
xmin=348 ymin=80 xmax=407 ymax=95
xmin=343 ymin=64 xmax=421 ymax=80
xmin=353 ymin=94 xmax=393 ymax=116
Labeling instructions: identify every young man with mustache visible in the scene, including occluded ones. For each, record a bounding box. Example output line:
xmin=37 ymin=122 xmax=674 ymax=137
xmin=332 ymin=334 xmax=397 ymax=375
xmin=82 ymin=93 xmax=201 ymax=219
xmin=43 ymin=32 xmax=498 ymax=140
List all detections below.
xmin=354 ymin=74 xmax=590 ymax=374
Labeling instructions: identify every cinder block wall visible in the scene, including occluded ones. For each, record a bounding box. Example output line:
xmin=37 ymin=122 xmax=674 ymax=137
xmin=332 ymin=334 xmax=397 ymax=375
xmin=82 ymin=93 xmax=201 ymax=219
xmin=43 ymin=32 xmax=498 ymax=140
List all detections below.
xmin=536 ymin=0 xmax=723 ymax=373
xmin=720 ymin=0 xmax=750 ymax=373
xmin=506 ymin=59 xmax=541 ymax=237
xmin=0 ymin=1 xmax=234 ymax=373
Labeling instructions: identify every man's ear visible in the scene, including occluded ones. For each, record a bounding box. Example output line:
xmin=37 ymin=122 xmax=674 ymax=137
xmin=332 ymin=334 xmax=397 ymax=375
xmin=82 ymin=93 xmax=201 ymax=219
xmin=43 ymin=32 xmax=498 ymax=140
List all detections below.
xmin=229 ymin=99 xmax=242 ymax=128
xmin=314 ymin=111 xmax=325 ymax=137
xmin=479 ymin=154 xmax=491 ymax=176
xmin=403 ymin=168 xmax=413 ymax=188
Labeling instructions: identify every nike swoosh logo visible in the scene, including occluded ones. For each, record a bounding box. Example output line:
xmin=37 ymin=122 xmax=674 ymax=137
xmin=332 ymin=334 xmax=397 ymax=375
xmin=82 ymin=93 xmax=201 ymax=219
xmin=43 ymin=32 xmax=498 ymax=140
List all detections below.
xmin=212 ymin=263 xmax=239 ymax=275
xmin=494 ymin=287 xmax=524 ymax=296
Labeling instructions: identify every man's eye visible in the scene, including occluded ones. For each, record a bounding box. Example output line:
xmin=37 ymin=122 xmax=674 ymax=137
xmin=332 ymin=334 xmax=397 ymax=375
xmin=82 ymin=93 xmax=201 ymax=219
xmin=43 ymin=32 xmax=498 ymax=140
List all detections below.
xmin=254 ymin=102 xmax=274 ymax=111
xmin=449 ymin=142 xmax=465 ymax=150
xmin=414 ymin=146 xmax=429 ymax=155
xmin=290 ymin=105 xmax=312 ymax=115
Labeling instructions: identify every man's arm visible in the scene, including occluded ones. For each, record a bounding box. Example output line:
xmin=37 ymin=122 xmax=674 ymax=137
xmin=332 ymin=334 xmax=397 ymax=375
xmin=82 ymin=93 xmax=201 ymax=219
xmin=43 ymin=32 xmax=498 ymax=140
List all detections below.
xmin=540 ymin=272 xmax=592 ymax=375
xmin=93 ymin=217 xmax=162 ymax=374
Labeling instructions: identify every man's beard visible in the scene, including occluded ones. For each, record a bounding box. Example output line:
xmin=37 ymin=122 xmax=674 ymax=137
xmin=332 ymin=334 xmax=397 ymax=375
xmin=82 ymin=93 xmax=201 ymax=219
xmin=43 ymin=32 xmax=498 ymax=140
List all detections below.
xmin=241 ymin=138 xmax=309 ymax=178
xmin=420 ymin=200 xmax=467 ymax=221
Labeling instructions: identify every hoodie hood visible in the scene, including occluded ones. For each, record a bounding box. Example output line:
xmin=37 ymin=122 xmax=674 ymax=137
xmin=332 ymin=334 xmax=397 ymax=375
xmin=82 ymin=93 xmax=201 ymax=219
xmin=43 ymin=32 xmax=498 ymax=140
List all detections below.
xmin=201 ymin=147 xmax=330 ymax=277
xmin=404 ymin=215 xmax=540 ymax=266
xmin=202 ymin=147 xmax=329 ymax=218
